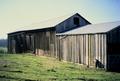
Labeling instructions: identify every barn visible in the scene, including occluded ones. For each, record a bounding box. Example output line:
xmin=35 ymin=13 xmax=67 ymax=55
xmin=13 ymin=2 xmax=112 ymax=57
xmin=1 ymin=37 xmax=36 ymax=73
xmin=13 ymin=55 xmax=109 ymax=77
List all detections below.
xmin=8 ymin=27 xmax=56 ymax=57
xmin=56 ymin=21 xmax=120 ymax=71
xmin=8 ymin=13 xmax=91 ymax=56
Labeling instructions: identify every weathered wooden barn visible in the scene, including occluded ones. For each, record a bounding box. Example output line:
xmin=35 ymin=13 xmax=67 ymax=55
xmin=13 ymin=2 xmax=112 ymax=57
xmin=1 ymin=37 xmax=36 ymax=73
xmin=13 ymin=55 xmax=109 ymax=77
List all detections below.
xmin=8 ymin=13 xmax=91 ymax=56
xmin=56 ymin=21 xmax=120 ymax=71
xmin=8 ymin=27 xmax=56 ymax=57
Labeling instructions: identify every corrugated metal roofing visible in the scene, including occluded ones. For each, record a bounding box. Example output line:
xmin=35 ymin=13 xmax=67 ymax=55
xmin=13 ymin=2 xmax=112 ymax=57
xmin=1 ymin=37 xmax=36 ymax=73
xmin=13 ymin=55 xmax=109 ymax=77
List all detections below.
xmin=20 ymin=13 xmax=80 ymax=31
xmin=57 ymin=21 xmax=120 ymax=35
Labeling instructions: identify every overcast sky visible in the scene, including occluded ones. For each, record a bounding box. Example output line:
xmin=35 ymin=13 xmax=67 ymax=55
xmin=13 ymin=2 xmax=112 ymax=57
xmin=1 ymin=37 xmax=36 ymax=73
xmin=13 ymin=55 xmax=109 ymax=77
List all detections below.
xmin=0 ymin=0 xmax=120 ymax=39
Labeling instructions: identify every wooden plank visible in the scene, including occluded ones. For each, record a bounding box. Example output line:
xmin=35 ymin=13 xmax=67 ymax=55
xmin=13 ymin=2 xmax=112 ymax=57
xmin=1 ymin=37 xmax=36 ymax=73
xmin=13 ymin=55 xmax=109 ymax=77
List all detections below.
xmin=104 ymin=34 xmax=107 ymax=69
xmin=81 ymin=35 xmax=83 ymax=64
xmin=78 ymin=35 xmax=81 ymax=64
xmin=88 ymin=34 xmax=90 ymax=66
xmin=76 ymin=35 xmax=79 ymax=63
xmin=63 ymin=38 xmax=67 ymax=61
xmin=83 ymin=35 xmax=86 ymax=64
xmin=74 ymin=35 xmax=77 ymax=63
xmin=85 ymin=35 xmax=89 ymax=65
xmin=101 ymin=34 xmax=104 ymax=65
xmin=70 ymin=36 xmax=72 ymax=62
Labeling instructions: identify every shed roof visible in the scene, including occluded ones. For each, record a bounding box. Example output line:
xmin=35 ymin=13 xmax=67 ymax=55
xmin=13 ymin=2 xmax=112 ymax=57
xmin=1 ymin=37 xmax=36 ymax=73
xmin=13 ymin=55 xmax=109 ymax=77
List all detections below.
xmin=8 ymin=27 xmax=55 ymax=35
xmin=57 ymin=21 xmax=120 ymax=35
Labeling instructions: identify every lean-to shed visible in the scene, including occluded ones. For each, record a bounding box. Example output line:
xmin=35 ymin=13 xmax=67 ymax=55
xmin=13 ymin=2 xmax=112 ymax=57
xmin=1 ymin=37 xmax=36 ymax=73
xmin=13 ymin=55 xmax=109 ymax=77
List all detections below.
xmin=56 ymin=21 xmax=120 ymax=71
xmin=8 ymin=27 xmax=56 ymax=57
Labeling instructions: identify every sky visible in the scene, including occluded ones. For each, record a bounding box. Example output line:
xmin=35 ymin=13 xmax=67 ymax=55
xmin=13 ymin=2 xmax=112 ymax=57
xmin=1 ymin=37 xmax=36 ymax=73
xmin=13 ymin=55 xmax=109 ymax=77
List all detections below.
xmin=0 ymin=0 xmax=120 ymax=39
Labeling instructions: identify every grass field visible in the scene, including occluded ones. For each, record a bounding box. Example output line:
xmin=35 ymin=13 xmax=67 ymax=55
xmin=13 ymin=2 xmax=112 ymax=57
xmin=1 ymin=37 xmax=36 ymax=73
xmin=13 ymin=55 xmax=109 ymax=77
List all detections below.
xmin=0 ymin=54 xmax=120 ymax=81
xmin=0 ymin=47 xmax=7 ymax=54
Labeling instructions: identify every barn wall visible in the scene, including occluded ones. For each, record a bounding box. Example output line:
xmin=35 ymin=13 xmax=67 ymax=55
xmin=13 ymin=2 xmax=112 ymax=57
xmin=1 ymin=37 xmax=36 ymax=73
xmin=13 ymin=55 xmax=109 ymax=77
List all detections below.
xmin=8 ymin=32 xmax=29 ymax=53
xmin=8 ymin=27 xmax=56 ymax=56
xmin=57 ymin=34 xmax=107 ymax=68
xmin=107 ymin=27 xmax=120 ymax=71
xmin=34 ymin=30 xmax=56 ymax=57
xmin=25 ymin=33 xmax=35 ymax=53
xmin=56 ymin=14 xmax=90 ymax=33
xmin=8 ymin=32 xmax=36 ymax=54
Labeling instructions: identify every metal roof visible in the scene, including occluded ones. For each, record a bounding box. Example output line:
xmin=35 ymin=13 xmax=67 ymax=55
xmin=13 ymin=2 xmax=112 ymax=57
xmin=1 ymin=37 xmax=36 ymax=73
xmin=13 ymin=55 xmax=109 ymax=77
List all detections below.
xmin=57 ymin=21 xmax=120 ymax=35
xmin=20 ymin=13 xmax=83 ymax=31
xmin=9 ymin=13 xmax=79 ymax=34
xmin=9 ymin=13 xmax=91 ymax=34
xmin=8 ymin=27 xmax=55 ymax=35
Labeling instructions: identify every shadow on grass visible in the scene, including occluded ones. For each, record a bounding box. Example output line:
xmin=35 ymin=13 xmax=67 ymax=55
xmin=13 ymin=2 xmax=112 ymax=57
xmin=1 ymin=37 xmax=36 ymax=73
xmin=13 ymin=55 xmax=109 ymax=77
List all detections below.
xmin=0 ymin=75 xmax=38 ymax=81
xmin=49 ymin=77 xmax=97 ymax=81
xmin=0 ymin=69 xmax=98 ymax=81
xmin=47 ymin=69 xmax=56 ymax=72
xmin=0 ymin=69 xmax=23 ymax=73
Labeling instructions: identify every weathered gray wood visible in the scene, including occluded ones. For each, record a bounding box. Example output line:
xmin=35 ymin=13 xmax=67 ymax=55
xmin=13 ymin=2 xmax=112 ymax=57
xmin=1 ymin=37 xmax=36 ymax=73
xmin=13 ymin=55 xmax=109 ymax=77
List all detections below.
xmin=56 ymin=33 xmax=108 ymax=69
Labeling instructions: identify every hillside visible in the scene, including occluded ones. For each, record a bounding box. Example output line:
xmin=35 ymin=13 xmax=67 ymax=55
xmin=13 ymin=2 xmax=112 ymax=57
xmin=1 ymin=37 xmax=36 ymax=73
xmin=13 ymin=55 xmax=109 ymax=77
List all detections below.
xmin=0 ymin=54 xmax=120 ymax=81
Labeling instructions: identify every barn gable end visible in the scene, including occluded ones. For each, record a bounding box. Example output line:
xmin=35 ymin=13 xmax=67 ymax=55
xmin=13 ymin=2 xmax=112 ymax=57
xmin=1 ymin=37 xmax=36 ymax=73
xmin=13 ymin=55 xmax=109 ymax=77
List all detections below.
xmin=56 ymin=13 xmax=91 ymax=33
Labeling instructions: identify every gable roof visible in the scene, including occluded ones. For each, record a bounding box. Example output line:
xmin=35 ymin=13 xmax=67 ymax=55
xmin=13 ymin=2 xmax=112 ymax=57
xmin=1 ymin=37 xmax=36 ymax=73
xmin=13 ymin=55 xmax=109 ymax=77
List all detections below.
xmin=20 ymin=13 xmax=91 ymax=31
xmin=57 ymin=21 xmax=120 ymax=35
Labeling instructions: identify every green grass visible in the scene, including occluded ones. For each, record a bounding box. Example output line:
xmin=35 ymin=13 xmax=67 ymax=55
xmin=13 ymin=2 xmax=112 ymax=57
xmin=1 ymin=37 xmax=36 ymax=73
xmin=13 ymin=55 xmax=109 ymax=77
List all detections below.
xmin=0 ymin=47 xmax=7 ymax=54
xmin=0 ymin=54 xmax=120 ymax=81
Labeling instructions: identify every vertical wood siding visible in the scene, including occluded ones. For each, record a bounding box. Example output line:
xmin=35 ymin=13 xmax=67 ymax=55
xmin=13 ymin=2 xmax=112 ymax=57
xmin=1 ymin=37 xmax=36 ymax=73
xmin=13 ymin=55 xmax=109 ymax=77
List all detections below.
xmin=34 ymin=30 xmax=56 ymax=57
xmin=56 ymin=34 xmax=107 ymax=68
xmin=8 ymin=28 xmax=56 ymax=56
xmin=8 ymin=32 xmax=28 ymax=53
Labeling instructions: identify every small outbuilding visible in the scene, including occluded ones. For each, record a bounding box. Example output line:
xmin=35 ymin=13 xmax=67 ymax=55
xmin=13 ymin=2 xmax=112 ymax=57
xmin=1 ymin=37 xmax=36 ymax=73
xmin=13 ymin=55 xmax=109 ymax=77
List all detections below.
xmin=56 ymin=21 xmax=120 ymax=71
